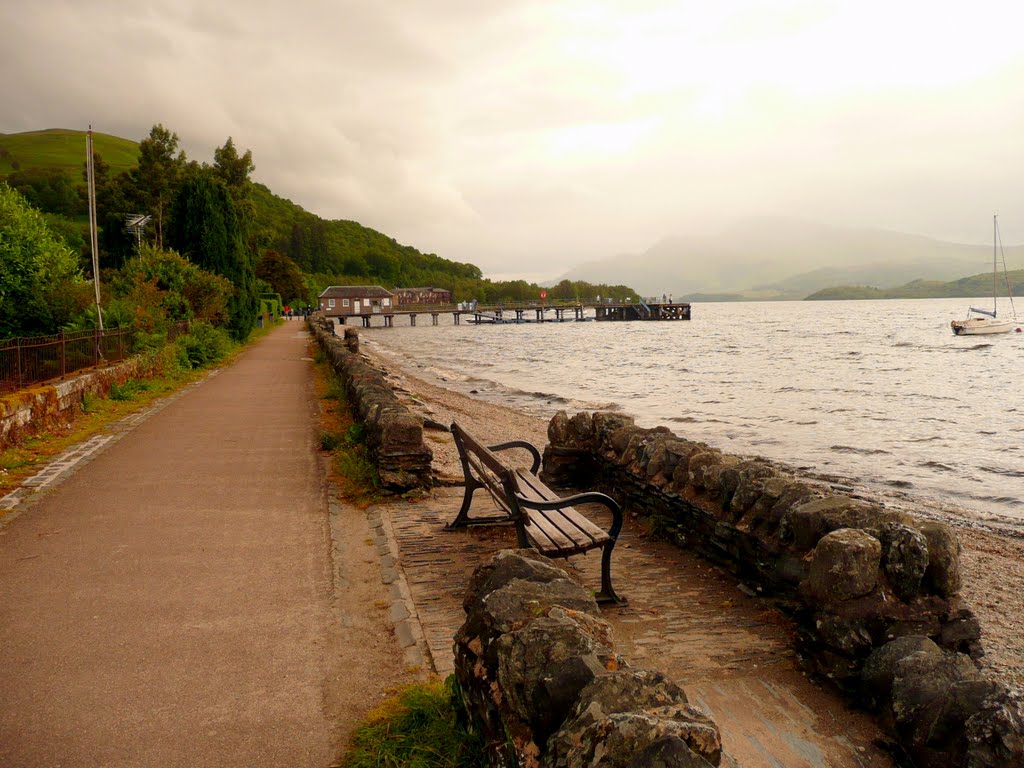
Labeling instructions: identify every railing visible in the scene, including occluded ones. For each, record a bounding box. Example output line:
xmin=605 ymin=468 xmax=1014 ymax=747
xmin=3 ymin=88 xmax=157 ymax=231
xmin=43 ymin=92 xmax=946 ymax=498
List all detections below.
xmin=0 ymin=322 xmax=190 ymax=393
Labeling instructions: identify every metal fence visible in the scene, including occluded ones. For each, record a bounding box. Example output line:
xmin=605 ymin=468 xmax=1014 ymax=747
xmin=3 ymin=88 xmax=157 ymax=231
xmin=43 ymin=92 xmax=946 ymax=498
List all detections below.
xmin=0 ymin=323 xmax=190 ymax=393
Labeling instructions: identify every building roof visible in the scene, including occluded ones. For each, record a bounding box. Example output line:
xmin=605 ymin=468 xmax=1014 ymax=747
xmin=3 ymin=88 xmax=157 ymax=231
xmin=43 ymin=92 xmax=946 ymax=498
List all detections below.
xmin=319 ymin=285 xmax=395 ymax=299
xmin=395 ymin=286 xmax=449 ymax=293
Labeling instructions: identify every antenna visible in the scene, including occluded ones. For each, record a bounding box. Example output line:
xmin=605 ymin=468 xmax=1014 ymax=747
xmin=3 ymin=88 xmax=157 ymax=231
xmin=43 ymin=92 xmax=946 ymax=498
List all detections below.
xmin=125 ymin=213 xmax=152 ymax=251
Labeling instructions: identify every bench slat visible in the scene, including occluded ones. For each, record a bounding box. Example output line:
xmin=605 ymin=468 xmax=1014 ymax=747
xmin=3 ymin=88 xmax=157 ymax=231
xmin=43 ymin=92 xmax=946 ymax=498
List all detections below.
xmin=513 ymin=469 xmax=610 ymax=555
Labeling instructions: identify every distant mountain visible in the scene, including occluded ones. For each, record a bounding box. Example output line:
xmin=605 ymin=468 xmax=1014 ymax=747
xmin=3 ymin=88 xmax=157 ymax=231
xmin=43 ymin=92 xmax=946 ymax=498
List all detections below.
xmin=805 ymin=269 xmax=1024 ymax=301
xmin=560 ymin=217 xmax=1024 ymax=300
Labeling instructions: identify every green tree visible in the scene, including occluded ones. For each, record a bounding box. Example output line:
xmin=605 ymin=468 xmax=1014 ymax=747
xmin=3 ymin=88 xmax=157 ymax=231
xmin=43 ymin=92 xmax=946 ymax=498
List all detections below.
xmin=0 ymin=183 xmax=89 ymax=336
xmin=168 ymin=171 xmax=258 ymax=341
xmin=132 ymin=124 xmax=187 ymax=249
xmin=255 ymin=250 xmax=307 ymax=304
xmin=213 ymin=137 xmax=255 ymax=191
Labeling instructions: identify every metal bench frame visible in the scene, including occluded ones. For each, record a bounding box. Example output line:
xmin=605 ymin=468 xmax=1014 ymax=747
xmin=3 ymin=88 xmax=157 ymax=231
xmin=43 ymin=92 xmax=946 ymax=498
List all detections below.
xmin=448 ymin=422 xmax=626 ymax=605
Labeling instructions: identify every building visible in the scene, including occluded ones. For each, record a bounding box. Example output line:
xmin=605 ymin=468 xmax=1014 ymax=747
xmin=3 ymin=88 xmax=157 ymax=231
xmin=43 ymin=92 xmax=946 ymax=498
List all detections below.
xmin=318 ymin=286 xmax=396 ymax=317
xmin=393 ymin=286 xmax=452 ymax=306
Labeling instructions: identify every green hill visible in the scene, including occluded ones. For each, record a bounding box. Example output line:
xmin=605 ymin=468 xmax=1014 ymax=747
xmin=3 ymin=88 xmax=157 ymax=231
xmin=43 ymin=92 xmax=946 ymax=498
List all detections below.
xmin=1 ymin=127 xmax=638 ymax=304
xmin=805 ymin=270 xmax=1024 ymax=300
xmin=0 ymin=128 xmax=138 ymax=175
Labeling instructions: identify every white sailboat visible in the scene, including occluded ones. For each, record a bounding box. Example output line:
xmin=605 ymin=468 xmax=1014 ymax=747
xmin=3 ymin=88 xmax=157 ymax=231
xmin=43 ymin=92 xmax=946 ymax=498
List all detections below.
xmin=951 ymin=215 xmax=1019 ymax=336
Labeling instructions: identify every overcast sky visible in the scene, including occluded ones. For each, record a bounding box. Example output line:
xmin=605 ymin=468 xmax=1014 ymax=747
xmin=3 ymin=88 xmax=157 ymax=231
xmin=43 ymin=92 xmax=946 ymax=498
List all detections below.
xmin=3 ymin=1 xmax=1024 ymax=280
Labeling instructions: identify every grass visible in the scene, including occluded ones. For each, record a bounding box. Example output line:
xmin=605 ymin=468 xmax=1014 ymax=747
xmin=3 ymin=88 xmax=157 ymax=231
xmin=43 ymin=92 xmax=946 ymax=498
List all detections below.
xmin=312 ymin=347 xmax=381 ymax=505
xmin=341 ymin=677 xmax=484 ymax=768
xmin=0 ymin=128 xmax=139 ymax=175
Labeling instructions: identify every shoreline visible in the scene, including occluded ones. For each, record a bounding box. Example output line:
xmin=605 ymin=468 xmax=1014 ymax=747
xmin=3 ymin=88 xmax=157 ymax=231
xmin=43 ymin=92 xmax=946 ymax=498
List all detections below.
xmin=361 ymin=333 xmax=1024 ymax=689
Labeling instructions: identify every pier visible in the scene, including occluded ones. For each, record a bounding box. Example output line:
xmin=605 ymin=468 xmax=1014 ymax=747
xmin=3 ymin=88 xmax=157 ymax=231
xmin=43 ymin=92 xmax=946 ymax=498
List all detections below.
xmin=329 ymin=299 xmax=691 ymax=328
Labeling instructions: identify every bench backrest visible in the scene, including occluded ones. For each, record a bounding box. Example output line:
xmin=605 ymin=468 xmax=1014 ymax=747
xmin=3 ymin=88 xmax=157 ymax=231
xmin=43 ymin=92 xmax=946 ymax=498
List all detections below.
xmin=451 ymin=422 xmax=531 ymax=517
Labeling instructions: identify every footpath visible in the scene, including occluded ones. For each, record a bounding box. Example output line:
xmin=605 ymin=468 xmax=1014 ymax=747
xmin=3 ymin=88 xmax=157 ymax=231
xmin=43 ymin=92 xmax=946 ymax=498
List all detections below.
xmin=0 ymin=323 xmax=406 ymax=768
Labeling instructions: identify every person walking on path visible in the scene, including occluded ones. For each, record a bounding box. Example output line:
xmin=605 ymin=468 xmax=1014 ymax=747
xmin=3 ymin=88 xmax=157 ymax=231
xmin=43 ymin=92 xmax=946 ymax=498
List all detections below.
xmin=0 ymin=323 xmax=407 ymax=767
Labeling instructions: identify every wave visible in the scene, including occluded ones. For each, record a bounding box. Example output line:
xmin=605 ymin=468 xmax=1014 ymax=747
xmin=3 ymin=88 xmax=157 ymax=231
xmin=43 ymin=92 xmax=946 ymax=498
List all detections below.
xmin=830 ymin=445 xmax=891 ymax=456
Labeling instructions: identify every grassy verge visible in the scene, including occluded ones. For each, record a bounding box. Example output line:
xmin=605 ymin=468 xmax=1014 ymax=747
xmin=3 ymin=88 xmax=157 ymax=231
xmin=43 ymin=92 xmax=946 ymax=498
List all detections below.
xmin=341 ymin=677 xmax=484 ymax=768
xmin=311 ymin=345 xmax=381 ymax=505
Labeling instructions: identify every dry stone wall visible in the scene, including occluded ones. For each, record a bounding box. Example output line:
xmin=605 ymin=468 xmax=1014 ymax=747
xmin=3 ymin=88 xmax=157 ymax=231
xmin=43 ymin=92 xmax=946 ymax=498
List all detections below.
xmin=453 ymin=549 xmax=723 ymax=768
xmin=0 ymin=358 xmax=147 ymax=449
xmin=310 ymin=319 xmax=432 ymax=491
xmin=541 ymin=410 xmax=1024 ymax=768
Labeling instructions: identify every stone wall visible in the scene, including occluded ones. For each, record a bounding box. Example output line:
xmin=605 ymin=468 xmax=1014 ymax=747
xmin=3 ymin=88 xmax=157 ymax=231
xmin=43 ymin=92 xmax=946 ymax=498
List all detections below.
xmin=454 ymin=549 xmax=724 ymax=768
xmin=541 ymin=410 xmax=1024 ymax=768
xmin=310 ymin=319 xmax=432 ymax=491
xmin=0 ymin=358 xmax=147 ymax=450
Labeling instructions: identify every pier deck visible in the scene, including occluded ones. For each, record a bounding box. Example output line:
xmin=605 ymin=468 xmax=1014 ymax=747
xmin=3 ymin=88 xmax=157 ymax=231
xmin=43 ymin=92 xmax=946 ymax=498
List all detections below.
xmin=327 ymin=300 xmax=692 ymax=328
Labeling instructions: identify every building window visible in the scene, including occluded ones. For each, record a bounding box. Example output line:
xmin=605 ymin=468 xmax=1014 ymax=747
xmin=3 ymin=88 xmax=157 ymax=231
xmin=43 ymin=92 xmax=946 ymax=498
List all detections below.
xmin=328 ymin=298 xmax=336 ymax=308
xmin=382 ymin=298 xmax=391 ymax=307
xmin=342 ymin=298 xmax=350 ymax=307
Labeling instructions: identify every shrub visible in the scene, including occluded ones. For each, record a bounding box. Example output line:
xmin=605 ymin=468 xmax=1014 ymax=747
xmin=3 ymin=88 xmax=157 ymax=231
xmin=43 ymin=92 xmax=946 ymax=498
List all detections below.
xmin=174 ymin=322 xmax=233 ymax=369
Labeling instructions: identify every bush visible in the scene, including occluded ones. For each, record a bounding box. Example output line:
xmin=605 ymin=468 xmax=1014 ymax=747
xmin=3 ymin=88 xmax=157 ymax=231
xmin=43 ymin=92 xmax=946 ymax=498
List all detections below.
xmin=174 ymin=322 xmax=233 ymax=369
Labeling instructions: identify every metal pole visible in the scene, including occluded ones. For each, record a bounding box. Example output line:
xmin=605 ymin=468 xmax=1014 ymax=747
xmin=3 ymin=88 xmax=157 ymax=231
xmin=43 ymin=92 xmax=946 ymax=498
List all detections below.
xmin=87 ymin=127 xmax=104 ymax=332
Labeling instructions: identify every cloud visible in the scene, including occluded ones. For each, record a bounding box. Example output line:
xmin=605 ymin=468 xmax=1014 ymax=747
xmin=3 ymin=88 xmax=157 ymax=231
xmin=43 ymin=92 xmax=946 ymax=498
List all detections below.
xmin=4 ymin=0 xmax=1024 ymax=277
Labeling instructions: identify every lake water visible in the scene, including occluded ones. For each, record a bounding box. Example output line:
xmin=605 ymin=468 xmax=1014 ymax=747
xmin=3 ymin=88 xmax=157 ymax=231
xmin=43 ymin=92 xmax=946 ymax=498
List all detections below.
xmin=361 ymin=298 xmax=1024 ymax=526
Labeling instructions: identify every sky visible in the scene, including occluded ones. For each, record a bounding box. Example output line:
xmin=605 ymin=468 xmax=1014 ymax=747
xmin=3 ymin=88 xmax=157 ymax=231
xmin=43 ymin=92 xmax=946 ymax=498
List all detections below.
xmin=3 ymin=0 xmax=1024 ymax=281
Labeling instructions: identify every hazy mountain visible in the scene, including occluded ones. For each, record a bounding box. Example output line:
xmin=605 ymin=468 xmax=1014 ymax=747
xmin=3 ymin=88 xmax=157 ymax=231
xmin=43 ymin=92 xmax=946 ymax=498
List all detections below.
xmin=560 ymin=217 xmax=1024 ymax=299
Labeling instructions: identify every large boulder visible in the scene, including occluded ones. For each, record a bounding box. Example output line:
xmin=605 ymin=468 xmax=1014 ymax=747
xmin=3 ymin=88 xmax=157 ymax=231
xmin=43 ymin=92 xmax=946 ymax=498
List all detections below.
xmin=803 ymin=528 xmax=882 ymax=604
xmin=779 ymin=496 xmax=908 ymax=553
xmin=462 ymin=549 xmax=571 ymax=613
xmin=861 ymin=636 xmax=942 ymax=711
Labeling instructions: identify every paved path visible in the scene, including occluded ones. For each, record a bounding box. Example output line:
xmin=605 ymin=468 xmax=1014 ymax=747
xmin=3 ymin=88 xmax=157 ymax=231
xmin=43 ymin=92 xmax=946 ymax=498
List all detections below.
xmin=382 ymin=487 xmax=896 ymax=768
xmin=0 ymin=324 xmax=343 ymax=768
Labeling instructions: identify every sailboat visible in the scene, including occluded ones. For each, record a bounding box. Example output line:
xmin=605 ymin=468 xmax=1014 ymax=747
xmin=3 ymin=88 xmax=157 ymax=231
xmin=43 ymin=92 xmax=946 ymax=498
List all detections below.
xmin=950 ymin=215 xmax=1020 ymax=336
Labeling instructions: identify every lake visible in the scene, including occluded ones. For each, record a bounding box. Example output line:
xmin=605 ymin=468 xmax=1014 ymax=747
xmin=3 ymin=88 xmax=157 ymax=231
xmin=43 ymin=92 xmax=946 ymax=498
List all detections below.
xmin=361 ymin=298 xmax=1024 ymax=526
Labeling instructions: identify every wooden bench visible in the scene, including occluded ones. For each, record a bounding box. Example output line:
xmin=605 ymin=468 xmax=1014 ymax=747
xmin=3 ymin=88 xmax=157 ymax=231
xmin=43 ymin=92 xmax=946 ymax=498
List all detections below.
xmin=447 ymin=422 xmax=626 ymax=605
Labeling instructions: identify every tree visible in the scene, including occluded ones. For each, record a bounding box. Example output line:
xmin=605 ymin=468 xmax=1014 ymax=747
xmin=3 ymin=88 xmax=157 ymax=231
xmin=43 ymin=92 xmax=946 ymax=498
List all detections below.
xmin=213 ymin=137 xmax=254 ymax=191
xmin=132 ymin=124 xmax=187 ymax=249
xmin=255 ymin=250 xmax=307 ymax=304
xmin=0 ymin=183 xmax=89 ymax=336
xmin=167 ymin=171 xmax=258 ymax=341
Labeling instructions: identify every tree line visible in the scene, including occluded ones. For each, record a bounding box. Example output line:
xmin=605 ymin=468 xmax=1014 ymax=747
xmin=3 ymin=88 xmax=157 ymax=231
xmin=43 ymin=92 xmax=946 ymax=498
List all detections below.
xmin=2 ymin=123 xmax=641 ymax=342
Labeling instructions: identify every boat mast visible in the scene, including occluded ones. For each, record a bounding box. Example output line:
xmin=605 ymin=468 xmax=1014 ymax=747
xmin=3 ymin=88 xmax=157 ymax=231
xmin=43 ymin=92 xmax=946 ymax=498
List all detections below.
xmin=993 ymin=214 xmax=998 ymax=316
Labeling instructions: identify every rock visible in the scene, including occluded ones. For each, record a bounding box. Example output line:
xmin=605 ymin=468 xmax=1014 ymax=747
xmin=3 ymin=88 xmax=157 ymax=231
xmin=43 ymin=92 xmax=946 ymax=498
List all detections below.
xmin=803 ymin=528 xmax=881 ymax=603
xmin=462 ymin=549 xmax=571 ymax=613
xmin=879 ymin=523 xmax=929 ymax=603
xmin=861 ymin=636 xmax=942 ymax=710
xmin=918 ymin=521 xmax=962 ymax=598
xmin=592 ymin=412 xmax=635 ymax=452
xmin=725 ymin=462 xmax=777 ymax=518
xmin=963 ymin=684 xmax=1024 ymax=767
xmin=779 ymin=496 xmax=905 ymax=553
xmin=891 ymin=648 xmax=983 ymax=750
xmin=737 ymin=476 xmax=791 ymax=533
xmin=548 ymin=410 xmax=571 ymax=446
xmin=554 ymin=708 xmax=721 ymax=768
xmin=497 ymin=613 xmax=607 ymax=742
xmin=686 ymin=450 xmax=725 ymax=491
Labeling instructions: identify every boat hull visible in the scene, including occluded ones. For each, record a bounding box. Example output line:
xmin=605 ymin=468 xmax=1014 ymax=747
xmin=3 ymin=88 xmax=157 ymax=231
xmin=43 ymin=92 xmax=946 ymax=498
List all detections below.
xmin=950 ymin=317 xmax=1017 ymax=335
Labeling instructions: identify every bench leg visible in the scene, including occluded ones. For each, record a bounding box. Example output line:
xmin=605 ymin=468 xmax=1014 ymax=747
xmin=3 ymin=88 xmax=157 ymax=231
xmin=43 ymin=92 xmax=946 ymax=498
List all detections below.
xmin=445 ymin=480 xmax=480 ymax=529
xmin=595 ymin=542 xmax=627 ymax=606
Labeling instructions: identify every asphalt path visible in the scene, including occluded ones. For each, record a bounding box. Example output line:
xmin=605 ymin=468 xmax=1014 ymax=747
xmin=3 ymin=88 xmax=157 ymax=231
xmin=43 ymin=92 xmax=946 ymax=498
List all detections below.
xmin=0 ymin=324 xmax=344 ymax=767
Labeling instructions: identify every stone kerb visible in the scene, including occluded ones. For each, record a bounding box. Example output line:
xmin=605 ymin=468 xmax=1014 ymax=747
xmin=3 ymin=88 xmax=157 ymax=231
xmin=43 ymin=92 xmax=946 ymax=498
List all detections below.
xmin=453 ymin=550 xmax=723 ymax=768
xmin=541 ymin=410 xmax=1024 ymax=768
xmin=310 ymin=320 xmax=432 ymax=491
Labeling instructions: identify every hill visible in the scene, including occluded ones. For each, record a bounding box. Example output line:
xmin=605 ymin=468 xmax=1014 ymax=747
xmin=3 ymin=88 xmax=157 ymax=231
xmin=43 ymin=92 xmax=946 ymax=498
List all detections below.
xmin=0 ymin=128 xmax=138 ymax=176
xmin=0 ymin=128 xmax=638 ymax=304
xmin=805 ymin=270 xmax=1024 ymax=300
xmin=562 ymin=217 xmax=1024 ymax=300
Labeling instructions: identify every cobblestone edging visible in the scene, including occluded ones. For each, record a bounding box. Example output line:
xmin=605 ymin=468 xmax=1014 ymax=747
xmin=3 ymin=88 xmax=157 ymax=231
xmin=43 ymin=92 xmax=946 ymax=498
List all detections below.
xmin=0 ymin=372 xmax=218 ymax=524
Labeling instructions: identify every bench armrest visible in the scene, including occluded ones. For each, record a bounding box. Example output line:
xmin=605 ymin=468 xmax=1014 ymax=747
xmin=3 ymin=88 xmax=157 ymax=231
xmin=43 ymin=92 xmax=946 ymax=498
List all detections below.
xmin=488 ymin=440 xmax=542 ymax=475
xmin=514 ymin=491 xmax=623 ymax=540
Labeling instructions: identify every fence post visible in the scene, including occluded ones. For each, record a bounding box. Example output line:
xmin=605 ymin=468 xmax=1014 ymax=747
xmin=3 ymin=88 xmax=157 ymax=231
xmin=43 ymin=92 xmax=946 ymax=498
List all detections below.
xmin=60 ymin=331 xmax=66 ymax=378
xmin=16 ymin=337 xmax=23 ymax=390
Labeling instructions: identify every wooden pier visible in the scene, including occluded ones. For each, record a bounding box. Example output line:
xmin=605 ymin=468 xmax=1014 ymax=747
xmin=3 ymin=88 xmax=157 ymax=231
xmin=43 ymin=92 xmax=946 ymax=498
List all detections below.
xmin=328 ymin=299 xmax=691 ymax=328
